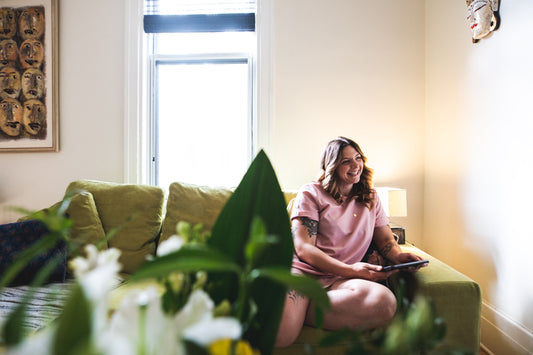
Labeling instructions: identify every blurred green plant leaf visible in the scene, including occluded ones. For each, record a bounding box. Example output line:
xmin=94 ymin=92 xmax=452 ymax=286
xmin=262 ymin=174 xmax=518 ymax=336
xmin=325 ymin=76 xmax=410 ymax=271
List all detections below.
xmin=208 ymin=150 xmax=295 ymax=355
xmin=2 ymin=199 xmax=73 ymax=289
xmin=52 ymin=283 xmax=93 ymax=355
xmin=1 ymin=197 xmax=73 ymax=346
xmin=130 ymin=244 xmax=242 ymax=282
xmin=2 ymin=257 xmax=64 ymax=345
xmin=0 ymin=232 xmax=63 ymax=289
xmin=245 ymin=217 xmax=279 ymax=267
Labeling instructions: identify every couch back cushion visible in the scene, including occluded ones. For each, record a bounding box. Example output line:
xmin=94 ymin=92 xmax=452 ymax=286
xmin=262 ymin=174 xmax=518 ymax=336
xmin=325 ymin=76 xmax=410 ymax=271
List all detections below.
xmin=160 ymin=182 xmax=232 ymax=244
xmin=66 ymin=180 xmax=165 ymax=275
xmin=160 ymin=182 xmax=299 ymax=245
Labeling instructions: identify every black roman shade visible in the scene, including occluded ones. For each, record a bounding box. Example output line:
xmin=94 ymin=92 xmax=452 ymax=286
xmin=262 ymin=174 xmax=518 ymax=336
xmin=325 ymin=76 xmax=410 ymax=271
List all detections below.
xmin=143 ymin=0 xmax=256 ymax=33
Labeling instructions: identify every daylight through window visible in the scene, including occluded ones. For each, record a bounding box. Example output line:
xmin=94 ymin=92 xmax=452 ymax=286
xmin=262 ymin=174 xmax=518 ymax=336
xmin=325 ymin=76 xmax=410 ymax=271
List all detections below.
xmin=144 ymin=0 xmax=256 ymax=189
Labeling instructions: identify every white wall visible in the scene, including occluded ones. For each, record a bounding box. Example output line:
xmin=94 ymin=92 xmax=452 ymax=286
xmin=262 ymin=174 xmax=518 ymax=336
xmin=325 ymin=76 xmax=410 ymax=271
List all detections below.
xmin=425 ymin=0 xmax=533 ymax=351
xmin=269 ymin=0 xmax=426 ymax=246
xmin=0 ymin=0 xmax=125 ymax=223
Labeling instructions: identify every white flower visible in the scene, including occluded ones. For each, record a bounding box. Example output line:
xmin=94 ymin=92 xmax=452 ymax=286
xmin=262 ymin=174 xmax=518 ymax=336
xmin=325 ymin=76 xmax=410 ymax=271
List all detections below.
xmin=98 ymin=288 xmax=242 ymax=355
xmin=157 ymin=235 xmax=185 ymax=257
xmin=5 ymin=325 xmax=54 ymax=355
xmin=174 ymin=290 xmax=242 ymax=347
xmin=182 ymin=317 xmax=241 ymax=346
xmin=99 ymin=287 xmax=166 ymax=355
xmin=69 ymin=245 xmax=122 ymax=301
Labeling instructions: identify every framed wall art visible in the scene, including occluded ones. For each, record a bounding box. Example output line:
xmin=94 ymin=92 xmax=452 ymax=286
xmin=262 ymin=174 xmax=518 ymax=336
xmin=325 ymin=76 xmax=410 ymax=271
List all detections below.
xmin=0 ymin=0 xmax=58 ymax=152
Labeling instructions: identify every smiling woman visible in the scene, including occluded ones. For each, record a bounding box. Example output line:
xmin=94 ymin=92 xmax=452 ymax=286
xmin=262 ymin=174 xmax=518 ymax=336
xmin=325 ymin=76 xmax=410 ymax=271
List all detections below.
xmin=275 ymin=137 xmax=425 ymax=347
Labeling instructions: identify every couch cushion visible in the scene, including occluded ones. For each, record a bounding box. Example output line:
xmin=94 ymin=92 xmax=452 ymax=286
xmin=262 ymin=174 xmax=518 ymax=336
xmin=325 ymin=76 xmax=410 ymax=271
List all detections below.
xmin=66 ymin=191 xmax=108 ymax=253
xmin=283 ymin=191 xmax=298 ymax=206
xmin=160 ymin=182 xmax=232 ymax=244
xmin=283 ymin=190 xmax=298 ymax=215
xmin=160 ymin=183 xmax=299 ymax=244
xmin=66 ymin=180 xmax=165 ymax=275
xmin=0 ymin=220 xmax=67 ymax=286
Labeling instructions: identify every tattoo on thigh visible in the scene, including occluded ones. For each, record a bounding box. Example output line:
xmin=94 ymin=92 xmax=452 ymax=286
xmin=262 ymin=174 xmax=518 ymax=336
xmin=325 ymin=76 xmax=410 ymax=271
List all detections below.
xmin=287 ymin=289 xmax=303 ymax=302
xmin=300 ymin=217 xmax=318 ymax=239
xmin=379 ymin=241 xmax=395 ymax=257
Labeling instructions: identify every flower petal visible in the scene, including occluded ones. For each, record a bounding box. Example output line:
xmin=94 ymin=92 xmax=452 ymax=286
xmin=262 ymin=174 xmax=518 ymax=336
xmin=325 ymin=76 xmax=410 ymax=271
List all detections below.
xmin=183 ymin=317 xmax=242 ymax=346
xmin=157 ymin=235 xmax=185 ymax=256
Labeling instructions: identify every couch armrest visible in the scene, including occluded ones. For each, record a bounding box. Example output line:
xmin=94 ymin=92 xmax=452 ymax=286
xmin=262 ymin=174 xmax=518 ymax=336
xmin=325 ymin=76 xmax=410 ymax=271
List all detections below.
xmin=400 ymin=244 xmax=482 ymax=353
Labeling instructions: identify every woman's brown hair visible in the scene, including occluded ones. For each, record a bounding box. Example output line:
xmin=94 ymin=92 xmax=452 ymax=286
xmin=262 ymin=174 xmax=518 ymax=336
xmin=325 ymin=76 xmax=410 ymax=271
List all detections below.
xmin=318 ymin=137 xmax=375 ymax=209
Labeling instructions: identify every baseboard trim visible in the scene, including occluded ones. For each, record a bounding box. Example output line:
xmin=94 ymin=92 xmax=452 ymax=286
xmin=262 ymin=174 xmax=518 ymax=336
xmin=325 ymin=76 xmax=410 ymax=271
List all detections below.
xmin=481 ymin=302 xmax=533 ymax=354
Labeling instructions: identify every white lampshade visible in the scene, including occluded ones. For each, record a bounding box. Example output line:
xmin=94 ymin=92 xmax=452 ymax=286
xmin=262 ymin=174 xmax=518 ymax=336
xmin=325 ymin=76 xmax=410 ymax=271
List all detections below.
xmin=375 ymin=187 xmax=407 ymax=217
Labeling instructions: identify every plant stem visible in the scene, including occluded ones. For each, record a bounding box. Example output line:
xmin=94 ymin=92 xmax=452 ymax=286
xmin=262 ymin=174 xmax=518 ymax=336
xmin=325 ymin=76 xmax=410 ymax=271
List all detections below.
xmin=235 ymin=271 xmax=250 ymax=326
xmin=138 ymin=303 xmax=147 ymax=355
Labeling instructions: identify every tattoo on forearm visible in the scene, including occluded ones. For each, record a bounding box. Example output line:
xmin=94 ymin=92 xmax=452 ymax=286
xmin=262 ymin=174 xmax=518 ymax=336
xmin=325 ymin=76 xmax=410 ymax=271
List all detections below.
xmin=379 ymin=241 xmax=395 ymax=257
xmin=287 ymin=289 xmax=303 ymax=302
xmin=300 ymin=217 xmax=318 ymax=239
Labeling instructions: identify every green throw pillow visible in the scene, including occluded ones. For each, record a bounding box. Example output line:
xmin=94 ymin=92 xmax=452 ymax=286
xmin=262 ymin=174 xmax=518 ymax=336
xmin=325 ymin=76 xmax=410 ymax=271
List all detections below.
xmin=17 ymin=201 xmax=63 ymax=222
xmin=160 ymin=182 xmax=233 ymax=244
xmin=66 ymin=180 xmax=165 ymax=275
xmin=66 ymin=191 xmax=108 ymax=253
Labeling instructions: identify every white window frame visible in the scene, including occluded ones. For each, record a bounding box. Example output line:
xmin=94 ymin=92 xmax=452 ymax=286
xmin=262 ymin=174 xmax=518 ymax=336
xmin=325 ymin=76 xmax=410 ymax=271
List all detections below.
xmin=123 ymin=0 xmax=272 ymax=185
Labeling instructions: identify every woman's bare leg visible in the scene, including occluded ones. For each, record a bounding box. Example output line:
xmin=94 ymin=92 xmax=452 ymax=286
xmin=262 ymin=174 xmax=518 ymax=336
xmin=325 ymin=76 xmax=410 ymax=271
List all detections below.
xmin=305 ymin=279 xmax=396 ymax=330
xmin=275 ymin=289 xmax=310 ymax=347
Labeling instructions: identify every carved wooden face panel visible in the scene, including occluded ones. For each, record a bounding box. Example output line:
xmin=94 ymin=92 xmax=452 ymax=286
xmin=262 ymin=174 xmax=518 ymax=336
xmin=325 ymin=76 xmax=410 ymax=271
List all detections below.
xmin=23 ymin=99 xmax=45 ymax=135
xmin=22 ymin=68 xmax=44 ymax=100
xmin=0 ymin=66 xmax=20 ymax=99
xmin=0 ymin=8 xmax=16 ymax=39
xmin=0 ymin=98 xmax=22 ymax=136
xmin=19 ymin=39 xmax=43 ymax=69
xmin=0 ymin=39 xmax=18 ymax=68
xmin=0 ymin=5 xmax=49 ymax=143
xmin=19 ymin=7 xmax=45 ymax=40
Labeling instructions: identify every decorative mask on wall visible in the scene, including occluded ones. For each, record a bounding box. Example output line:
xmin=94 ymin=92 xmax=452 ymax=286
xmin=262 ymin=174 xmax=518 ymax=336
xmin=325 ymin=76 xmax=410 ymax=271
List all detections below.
xmin=0 ymin=39 xmax=18 ymax=68
xmin=0 ymin=8 xmax=16 ymax=39
xmin=23 ymin=99 xmax=46 ymax=136
xmin=19 ymin=7 xmax=45 ymax=40
xmin=0 ymin=98 xmax=22 ymax=137
xmin=19 ymin=39 xmax=44 ymax=69
xmin=0 ymin=66 xmax=21 ymax=99
xmin=466 ymin=0 xmax=501 ymax=43
xmin=21 ymin=68 xmax=45 ymax=100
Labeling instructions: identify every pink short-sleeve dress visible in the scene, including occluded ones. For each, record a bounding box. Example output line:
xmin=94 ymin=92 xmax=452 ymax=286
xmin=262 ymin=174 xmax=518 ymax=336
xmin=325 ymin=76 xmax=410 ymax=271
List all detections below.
xmin=291 ymin=182 xmax=389 ymax=287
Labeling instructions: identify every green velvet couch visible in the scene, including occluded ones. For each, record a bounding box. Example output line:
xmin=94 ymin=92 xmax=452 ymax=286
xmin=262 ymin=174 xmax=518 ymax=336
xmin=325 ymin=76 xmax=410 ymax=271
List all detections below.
xmin=275 ymin=244 xmax=482 ymax=354
xmin=4 ymin=179 xmax=482 ymax=354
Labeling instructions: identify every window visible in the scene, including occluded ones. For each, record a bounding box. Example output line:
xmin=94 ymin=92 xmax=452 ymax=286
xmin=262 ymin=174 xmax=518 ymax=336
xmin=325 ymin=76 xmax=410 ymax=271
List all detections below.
xmin=143 ymin=0 xmax=257 ymax=189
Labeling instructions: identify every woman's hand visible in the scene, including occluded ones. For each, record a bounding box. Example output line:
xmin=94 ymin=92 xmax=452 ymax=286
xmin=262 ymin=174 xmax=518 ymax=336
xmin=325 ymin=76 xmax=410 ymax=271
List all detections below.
xmin=390 ymin=252 xmax=423 ymax=264
xmin=372 ymin=226 xmax=426 ymax=273
xmin=389 ymin=252 xmax=427 ymax=272
xmin=350 ymin=262 xmax=397 ymax=281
